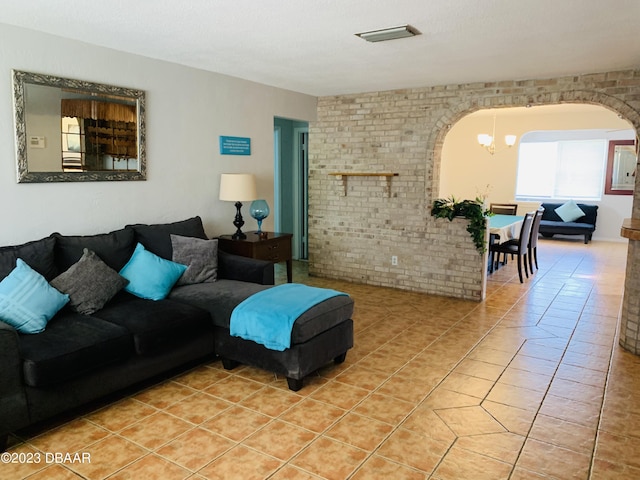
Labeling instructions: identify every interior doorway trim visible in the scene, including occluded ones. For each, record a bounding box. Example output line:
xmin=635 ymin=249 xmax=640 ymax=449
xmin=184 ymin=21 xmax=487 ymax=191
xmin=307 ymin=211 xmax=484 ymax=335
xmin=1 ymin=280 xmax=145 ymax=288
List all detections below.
xmin=293 ymin=126 xmax=309 ymax=260
xmin=273 ymin=125 xmax=282 ymax=233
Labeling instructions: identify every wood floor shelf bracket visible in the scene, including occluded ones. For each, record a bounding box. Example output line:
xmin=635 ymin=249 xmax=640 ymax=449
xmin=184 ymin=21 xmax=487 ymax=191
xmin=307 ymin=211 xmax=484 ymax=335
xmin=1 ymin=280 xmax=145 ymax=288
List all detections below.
xmin=328 ymin=172 xmax=398 ymax=197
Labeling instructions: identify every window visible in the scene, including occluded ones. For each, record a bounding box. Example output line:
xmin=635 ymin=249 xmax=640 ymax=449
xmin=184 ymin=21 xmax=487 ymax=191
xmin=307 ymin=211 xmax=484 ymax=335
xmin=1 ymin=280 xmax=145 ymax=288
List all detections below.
xmin=515 ymin=130 xmax=611 ymax=201
xmin=61 ymin=117 xmax=84 ymax=171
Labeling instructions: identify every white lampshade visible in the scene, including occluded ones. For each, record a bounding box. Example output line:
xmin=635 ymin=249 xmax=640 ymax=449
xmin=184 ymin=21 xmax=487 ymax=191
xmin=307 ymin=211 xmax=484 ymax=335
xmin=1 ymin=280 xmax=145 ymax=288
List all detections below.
xmin=477 ymin=134 xmax=493 ymax=147
xmin=219 ymin=173 xmax=257 ymax=202
xmin=505 ymin=134 xmax=517 ymax=146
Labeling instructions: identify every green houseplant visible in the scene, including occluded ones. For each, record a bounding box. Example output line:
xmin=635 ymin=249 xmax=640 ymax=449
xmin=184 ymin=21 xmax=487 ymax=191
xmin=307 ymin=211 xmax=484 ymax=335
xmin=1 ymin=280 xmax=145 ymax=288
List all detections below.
xmin=431 ymin=196 xmax=491 ymax=254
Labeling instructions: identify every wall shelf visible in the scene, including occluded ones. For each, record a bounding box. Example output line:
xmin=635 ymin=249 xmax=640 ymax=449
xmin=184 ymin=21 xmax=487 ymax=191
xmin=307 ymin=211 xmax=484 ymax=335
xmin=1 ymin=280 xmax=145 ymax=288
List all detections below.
xmin=328 ymin=172 xmax=398 ymax=197
xmin=621 ymin=218 xmax=640 ymax=240
xmin=328 ymin=172 xmax=398 ymax=177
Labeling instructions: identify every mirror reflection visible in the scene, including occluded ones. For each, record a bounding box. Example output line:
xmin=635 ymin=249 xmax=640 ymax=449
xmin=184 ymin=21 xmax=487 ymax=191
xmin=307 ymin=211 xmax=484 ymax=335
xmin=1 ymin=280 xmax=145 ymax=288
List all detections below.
xmin=606 ymin=139 xmax=637 ymax=195
xmin=13 ymin=70 xmax=146 ymax=182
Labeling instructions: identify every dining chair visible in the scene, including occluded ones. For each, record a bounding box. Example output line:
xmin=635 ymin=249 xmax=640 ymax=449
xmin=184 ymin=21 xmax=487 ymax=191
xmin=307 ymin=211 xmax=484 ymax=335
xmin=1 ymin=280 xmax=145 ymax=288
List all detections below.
xmin=528 ymin=207 xmax=544 ymax=272
xmin=490 ymin=203 xmax=518 ymax=215
xmin=489 ymin=203 xmax=518 ymax=266
xmin=489 ymin=212 xmax=534 ymax=283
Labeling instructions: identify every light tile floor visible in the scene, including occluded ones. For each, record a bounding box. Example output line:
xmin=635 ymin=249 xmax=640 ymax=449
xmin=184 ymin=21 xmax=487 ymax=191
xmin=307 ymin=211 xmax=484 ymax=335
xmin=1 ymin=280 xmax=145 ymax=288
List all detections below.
xmin=5 ymin=239 xmax=640 ymax=479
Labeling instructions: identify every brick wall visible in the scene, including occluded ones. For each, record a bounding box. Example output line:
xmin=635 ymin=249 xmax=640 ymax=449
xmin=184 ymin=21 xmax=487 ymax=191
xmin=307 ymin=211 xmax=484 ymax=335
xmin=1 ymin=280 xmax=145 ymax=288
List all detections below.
xmin=620 ymin=241 xmax=640 ymax=354
xmin=309 ymin=70 xmax=640 ymax=305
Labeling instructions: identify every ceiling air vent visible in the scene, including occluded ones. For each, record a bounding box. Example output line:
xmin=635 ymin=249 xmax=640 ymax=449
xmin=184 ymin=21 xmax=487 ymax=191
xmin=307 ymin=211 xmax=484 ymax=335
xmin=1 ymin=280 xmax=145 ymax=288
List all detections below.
xmin=355 ymin=25 xmax=420 ymax=42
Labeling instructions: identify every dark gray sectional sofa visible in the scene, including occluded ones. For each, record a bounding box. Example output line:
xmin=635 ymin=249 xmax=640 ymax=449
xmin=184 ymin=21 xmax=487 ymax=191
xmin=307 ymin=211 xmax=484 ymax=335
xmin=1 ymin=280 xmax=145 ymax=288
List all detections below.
xmin=0 ymin=216 xmax=354 ymax=450
xmin=539 ymin=202 xmax=599 ymax=244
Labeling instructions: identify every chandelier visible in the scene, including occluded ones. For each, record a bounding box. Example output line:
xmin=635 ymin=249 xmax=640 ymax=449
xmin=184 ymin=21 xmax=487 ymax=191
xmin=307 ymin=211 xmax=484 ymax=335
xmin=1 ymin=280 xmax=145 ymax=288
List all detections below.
xmin=477 ymin=113 xmax=517 ymax=155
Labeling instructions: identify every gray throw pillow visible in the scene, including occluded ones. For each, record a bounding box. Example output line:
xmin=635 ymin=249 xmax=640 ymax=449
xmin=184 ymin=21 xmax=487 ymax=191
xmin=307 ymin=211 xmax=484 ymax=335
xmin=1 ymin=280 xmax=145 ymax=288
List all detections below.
xmin=170 ymin=234 xmax=218 ymax=285
xmin=50 ymin=248 xmax=129 ymax=315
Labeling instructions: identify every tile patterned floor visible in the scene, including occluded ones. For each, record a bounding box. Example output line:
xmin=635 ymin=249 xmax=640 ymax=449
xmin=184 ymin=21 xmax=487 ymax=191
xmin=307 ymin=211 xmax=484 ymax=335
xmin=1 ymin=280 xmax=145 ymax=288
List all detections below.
xmin=5 ymin=239 xmax=640 ymax=479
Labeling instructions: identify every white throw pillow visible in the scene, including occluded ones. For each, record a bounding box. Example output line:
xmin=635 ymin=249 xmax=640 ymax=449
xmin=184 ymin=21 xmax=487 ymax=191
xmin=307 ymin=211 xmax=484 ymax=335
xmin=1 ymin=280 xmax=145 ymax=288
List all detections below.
xmin=555 ymin=200 xmax=585 ymax=222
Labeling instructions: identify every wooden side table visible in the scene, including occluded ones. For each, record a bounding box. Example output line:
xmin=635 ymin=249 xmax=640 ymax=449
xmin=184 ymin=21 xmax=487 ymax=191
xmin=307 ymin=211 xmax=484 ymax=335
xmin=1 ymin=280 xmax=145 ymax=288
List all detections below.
xmin=217 ymin=231 xmax=293 ymax=283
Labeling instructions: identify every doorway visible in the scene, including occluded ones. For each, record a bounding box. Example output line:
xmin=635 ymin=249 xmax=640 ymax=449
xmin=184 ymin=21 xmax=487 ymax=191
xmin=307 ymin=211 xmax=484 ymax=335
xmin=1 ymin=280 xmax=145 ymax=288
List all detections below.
xmin=438 ymin=104 xmax=635 ymax=241
xmin=273 ymin=117 xmax=309 ymax=260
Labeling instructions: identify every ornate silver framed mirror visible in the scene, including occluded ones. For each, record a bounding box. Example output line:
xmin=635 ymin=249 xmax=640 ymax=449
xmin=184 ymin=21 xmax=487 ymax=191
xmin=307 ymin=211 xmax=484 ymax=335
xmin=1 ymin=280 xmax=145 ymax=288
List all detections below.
xmin=12 ymin=70 xmax=146 ymax=182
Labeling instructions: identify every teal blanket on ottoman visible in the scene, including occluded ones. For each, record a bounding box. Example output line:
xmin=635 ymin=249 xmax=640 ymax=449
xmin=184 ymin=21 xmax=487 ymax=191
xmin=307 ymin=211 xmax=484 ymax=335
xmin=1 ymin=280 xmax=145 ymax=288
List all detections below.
xmin=230 ymin=284 xmax=348 ymax=351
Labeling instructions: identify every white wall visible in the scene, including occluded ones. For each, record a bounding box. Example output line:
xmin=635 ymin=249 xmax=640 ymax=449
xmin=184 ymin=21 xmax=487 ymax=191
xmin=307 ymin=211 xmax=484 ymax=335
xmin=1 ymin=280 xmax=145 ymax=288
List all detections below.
xmin=439 ymin=104 xmax=634 ymax=241
xmin=24 ymin=83 xmax=62 ymax=171
xmin=0 ymin=23 xmax=317 ymax=245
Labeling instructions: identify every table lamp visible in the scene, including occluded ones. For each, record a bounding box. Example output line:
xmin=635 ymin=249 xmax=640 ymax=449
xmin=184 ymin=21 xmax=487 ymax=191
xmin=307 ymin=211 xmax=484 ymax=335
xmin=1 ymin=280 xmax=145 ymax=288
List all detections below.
xmin=219 ymin=173 xmax=257 ymax=239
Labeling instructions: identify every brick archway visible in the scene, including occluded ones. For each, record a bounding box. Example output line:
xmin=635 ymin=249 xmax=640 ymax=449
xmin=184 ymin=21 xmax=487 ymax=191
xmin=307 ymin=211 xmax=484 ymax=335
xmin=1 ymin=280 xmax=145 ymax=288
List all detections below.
xmin=429 ymin=90 xmax=640 ymax=205
xmin=429 ymin=88 xmax=640 ymax=353
xmin=312 ymin=69 xmax=640 ymax=304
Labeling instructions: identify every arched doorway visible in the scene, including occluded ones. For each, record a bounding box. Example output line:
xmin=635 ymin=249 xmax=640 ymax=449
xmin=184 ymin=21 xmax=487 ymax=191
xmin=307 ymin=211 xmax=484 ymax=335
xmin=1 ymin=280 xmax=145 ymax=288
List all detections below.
xmin=438 ymin=104 xmax=634 ymax=242
xmin=430 ymin=97 xmax=640 ymax=354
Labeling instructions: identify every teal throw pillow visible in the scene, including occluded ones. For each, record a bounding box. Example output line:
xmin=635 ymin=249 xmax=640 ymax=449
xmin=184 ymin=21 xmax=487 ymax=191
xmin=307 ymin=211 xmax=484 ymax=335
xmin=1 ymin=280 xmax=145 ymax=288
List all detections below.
xmin=555 ymin=200 xmax=585 ymax=222
xmin=0 ymin=258 xmax=69 ymax=334
xmin=119 ymin=243 xmax=187 ymax=300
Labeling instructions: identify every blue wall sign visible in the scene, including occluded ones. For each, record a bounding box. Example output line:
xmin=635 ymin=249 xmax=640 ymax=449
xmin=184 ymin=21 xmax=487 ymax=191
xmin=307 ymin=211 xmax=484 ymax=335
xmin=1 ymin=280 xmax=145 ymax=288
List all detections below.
xmin=219 ymin=136 xmax=251 ymax=155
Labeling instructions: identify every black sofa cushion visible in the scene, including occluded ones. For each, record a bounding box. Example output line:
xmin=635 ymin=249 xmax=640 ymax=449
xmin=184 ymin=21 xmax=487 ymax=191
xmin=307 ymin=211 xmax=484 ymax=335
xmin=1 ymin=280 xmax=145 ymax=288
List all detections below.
xmin=169 ymin=280 xmax=268 ymax=329
xmin=0 ymin=236 xmax=57 ymax=282
xmin=53 ymin=228 xmax=136 ymax=272
xmin=539 ymin=220 xmax=595 ymax=234
xmin=129 ymin=216 xmax=207 ymax=260
xmin=93 ymin=293 xmax=212 ymax=355
xmin=169 ymin=280 xmax=355 ymax=344
xmin=19 ymin=312 xmax=133 ymax=387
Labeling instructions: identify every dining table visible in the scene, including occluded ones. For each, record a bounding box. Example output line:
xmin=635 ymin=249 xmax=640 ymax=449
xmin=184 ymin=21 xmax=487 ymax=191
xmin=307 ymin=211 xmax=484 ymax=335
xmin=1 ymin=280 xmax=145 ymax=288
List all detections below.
xmin=489 ymin=214 xmax=524 ymax=244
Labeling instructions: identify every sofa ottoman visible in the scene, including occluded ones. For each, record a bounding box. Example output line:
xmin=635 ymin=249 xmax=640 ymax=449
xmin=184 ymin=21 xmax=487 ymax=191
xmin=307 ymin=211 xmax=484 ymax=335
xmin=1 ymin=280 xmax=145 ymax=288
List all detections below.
xmin=170 ymin=280 xmax=355 ymax=390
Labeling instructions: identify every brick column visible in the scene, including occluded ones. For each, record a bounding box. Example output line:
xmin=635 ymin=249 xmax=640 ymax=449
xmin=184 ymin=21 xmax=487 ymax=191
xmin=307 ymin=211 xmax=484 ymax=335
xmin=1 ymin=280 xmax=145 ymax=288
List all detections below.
xmin=620 ymin=219 xmax=640 ymax=354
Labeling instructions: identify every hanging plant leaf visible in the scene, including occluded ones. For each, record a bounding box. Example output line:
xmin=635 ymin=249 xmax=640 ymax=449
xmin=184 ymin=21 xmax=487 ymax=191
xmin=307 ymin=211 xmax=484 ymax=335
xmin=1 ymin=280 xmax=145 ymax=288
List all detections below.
xmin=431 ymin=196 xmax=491 ymax=254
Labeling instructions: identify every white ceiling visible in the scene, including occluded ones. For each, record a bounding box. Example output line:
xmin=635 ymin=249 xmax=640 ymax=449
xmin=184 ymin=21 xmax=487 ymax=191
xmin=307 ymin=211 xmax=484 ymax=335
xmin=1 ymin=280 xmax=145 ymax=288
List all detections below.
xmin=1 ymin=0 xmax=639 ymax=96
